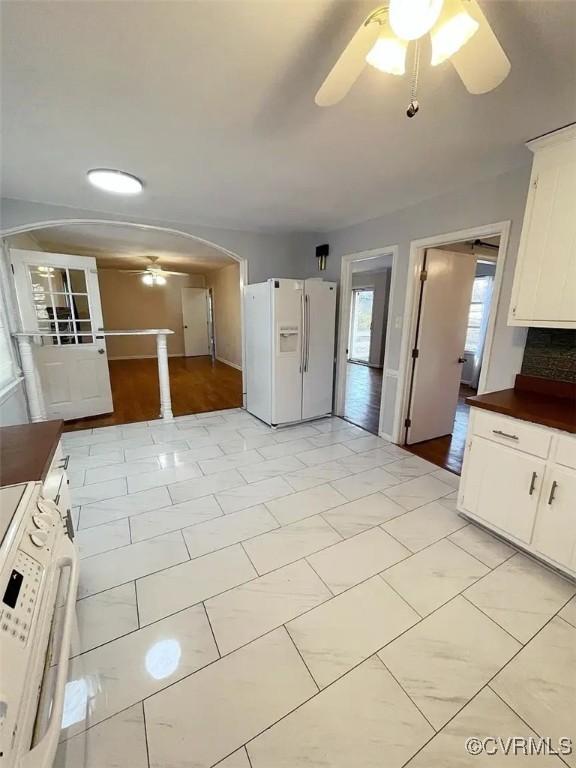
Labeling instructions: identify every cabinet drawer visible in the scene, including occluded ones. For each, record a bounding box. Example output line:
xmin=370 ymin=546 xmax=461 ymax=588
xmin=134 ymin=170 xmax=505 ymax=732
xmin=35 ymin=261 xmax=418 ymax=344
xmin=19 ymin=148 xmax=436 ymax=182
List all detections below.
xmin=471 ymin=409 xmax=551 ymax=459
xmin=554 ymin=433 xmax=576 ymax=470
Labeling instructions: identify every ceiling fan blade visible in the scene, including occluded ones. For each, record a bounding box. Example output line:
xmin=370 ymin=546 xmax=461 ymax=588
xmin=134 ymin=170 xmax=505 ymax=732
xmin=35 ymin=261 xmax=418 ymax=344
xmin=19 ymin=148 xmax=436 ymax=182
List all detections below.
xmin=315 ymin=10 xmax=383 ymax=107
xmin=163 ymin=270 xmax=190 ymax=276
xmin=450 ymin=0 xmax=510 ymax=94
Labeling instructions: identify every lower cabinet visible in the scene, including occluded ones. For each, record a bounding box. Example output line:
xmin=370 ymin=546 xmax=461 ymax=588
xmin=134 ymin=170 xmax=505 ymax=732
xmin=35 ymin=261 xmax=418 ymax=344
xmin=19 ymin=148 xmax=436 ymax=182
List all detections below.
xmin=532 ymin=466 xmax=576 ymax=571
xmin=459 ymin=408 xmax=576 ymax=578
xmin=462 ymin=437 xmax=544 ymax=544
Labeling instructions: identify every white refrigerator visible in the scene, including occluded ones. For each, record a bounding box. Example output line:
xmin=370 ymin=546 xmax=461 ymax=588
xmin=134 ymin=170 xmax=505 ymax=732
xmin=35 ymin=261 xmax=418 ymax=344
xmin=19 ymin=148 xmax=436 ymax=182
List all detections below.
xmin=245 ymin=278 xmax=337 ymax=426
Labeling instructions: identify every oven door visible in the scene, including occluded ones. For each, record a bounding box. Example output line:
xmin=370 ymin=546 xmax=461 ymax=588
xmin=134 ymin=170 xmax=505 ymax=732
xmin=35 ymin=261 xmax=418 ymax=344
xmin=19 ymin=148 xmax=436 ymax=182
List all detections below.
xmin=16 ymin=533 xmax=79 ymax=768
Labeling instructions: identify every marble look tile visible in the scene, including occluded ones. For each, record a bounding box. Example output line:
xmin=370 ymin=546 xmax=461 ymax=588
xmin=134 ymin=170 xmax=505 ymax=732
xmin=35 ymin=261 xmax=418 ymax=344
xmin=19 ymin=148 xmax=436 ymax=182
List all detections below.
xmin=67 ymin=451 xmax=124 ymax=471
xmin=130 ymin=495 xmax=223 ymax=542
xmin=72 ymin=478 xmax=127 ymax=506
xmin=382 ymin=539 xmax=489 ymax=616
xmin=312 ymin=417 xmax=360 ymax=434
xmin=75 ymin=518 xmax=131 ymax=559
xmin=383 ymin=474 xmax=454 ymax=511
xmin=73 ymin=582 xmax=139 ymax=655
xmin=243 ymin=515 xmax=342 ymax=574
xmin=307 ymin=427 xmax=365 ymax=448
xmin=66 ymin=469 xmax=85 ymax=488
xmin=448 ymin=523 xmax=516 ymax=568
xmin=308 ymin=528 xmax=409 ymax=595
xmin=84 ymin=458 xmax=160 ymax=485
xmin=559 ymin=595 xmax=576 ymax=628
xmin=248 ymin=656 xmax=433 ymax=768
xmin=220 ymin=434 xmax=277 ymax=454
xmin=238 ymin=455 xmax=305 ymax=483
xmin=150 ymin=424 xmax=208 ymax=443
xmin=89 ymin=434 xmax=155 ymax=455
xmin=124 ymin=440 xmax=190 ymax=460
xmin=464 ymin=553 xmax=576 ymax=642
xmin=215 ymin=748 xmax=251 ymax=768
xmin=127 ymin=461 xmax=202 ymax=493
xmin=335 ymin=447 xmax=399 ymax=473
xmin=283 ymin=460 xmax=352 ymax=492
xmin=64 ymin=443 xmax=91 ymax=458
xmin=385 ymin=456 xmax=439 ymax=482
xmin=323 ymin=492 xmax=407 ymax=538
xmin=155 ymin=443 xmax=223 ymax=468
xmin=216 ymin=476 xmax=293 ymax=514
xmin=273 ymin=424 xmax=322 ymax=443
xmin=198 ymin=449 xmax=264 ymax=476
xmin=62 ymin=430 xmax=110 ymax=448
xmin=78 ymin=530 xmax=189 ymax=598
xmin=145 ymin=628 xmax=317 ymax=768
xmin=406 ymin=687 xmax=561 ymax=768
xmin=169 ymin=469 xmax=246 ymax=505
xmin=60 ymin=604 xmax=218 ymax=738
xmin=266 ymin=483 xmax=346 ymax=525
xmin=430 ymin=468 xmax=460 ymax=489
xmin=331 ymin=467 xmax=399 ymax=501
xmin=345 ymin=435 xmax=392 ymax=453
xmin=492 ymin=617 xmax=576 ymax=768
xmin=258 ymin=437 xmax=316 ymax=459
xmin=382 ymin=499 xmax=468 ymax=552
xmin=79 ymin=486 xmax=172 ymax=529
xmin=297 ymin=443 xmax=355 ymax=466
xmin=137 ymin=544 xmax=257 ymax=626
xmin=205 ymin=559 xmax=331 ymax=654
xmin=287 ymin=576 xmax=419 ymax=688
xmin=55 ymin=703 xmax=148 ymax=768
xmin=380 ymin=596 xmax=520 ymax=729
xmin=183 ymin=504 xmax=278 ymax=559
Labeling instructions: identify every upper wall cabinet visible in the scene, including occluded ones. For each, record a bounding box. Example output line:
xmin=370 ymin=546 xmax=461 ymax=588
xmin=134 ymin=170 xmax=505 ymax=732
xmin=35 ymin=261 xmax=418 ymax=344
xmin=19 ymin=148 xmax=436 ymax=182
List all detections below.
xmin=508 ymin=125 xmax=576 ymax=328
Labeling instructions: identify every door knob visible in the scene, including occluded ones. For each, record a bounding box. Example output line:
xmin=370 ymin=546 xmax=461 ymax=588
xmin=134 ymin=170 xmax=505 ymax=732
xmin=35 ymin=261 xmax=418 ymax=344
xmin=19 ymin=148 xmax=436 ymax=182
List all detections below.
xmin=184 ymin=325 xmax=188 ymax=329
xmin=98 ymin=349 xmax=105 ymax=355
xmin=458 ymin=357 xmax=467 ymax=363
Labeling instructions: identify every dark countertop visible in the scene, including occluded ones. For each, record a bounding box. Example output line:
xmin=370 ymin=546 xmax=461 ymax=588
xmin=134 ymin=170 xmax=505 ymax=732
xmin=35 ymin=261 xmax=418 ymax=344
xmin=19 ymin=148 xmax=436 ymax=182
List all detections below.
xmin=0 ymin=420 xmax=64 ymax=487
xmin=466 ymin=375 xmax=575 ymax=434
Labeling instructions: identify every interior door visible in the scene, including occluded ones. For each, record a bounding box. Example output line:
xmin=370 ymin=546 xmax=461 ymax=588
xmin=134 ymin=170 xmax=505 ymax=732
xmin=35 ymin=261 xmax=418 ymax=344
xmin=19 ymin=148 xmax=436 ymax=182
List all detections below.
xmin=11 ymin=249 xmax=113 ymax=420
xmin=182 ymin=287 xmax=210 ymax=357
xmin=406 ymin=248 xmax=476 ymax=444
xmin=302 ymin=280 xmax=337 ymax=421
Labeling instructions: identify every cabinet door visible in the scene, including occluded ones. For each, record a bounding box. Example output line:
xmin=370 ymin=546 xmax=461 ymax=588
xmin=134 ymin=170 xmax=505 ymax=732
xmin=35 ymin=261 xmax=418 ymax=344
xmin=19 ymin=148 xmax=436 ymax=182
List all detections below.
xmin=532 ymin=466 xmax=576 ymax=570
xmin=509 ymin=138 xmax=576 ymax=327
xmin=461 ymin=436 xmax=544 ymax=543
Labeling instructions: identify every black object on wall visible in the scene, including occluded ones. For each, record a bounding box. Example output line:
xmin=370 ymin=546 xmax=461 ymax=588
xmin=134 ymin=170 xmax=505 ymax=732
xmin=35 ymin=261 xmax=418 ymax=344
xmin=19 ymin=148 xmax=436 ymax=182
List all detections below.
xmin=316 ymin=244 xmax=329 ymax=272
xmin=521 ymin=328 xmax=576 ymax=384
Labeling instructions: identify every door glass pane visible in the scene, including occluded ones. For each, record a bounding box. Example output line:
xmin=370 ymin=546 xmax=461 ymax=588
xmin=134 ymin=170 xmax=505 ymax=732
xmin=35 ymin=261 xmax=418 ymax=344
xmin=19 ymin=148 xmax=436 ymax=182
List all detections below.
xmin=73 ymin=295 xmax=90 ymax=320
xmin=349 ymin=289 xmax=374 ymax=362
xmin=30 ymin=268 xmax=53 ymax=294
xmin=49 ymin=268 xmax=69 ymax=292
xmin=69 ymin=270 xmax=87 ymax=293
xmin=78 ymin=335 xmax=94 ymax=345
xmin=27 ymin=265 xmax=92 ymax=337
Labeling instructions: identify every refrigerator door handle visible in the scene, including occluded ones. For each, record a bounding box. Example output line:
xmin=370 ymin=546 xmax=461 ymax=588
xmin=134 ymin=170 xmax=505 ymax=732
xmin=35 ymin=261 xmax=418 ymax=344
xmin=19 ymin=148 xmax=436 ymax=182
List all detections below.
xmin=300 ymin=293 xmax=305 ymax=374
xmin=304 ymin=294 xmax=311 ymax=372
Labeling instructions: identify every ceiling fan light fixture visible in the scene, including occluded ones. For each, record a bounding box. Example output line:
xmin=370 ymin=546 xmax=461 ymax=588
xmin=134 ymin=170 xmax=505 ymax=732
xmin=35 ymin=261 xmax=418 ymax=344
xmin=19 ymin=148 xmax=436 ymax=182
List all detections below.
xmin=389 ymin=0 xmax=444 ymax=41
xmin=142 ymin=273 xmax=154 ymax=286
xmin=430 ymin=0 xmax=479 ymax=65
xmin=155 ymin=274 xmax=167 ymax=286
xmin=366 ymin=35 xmax=407 ymax=75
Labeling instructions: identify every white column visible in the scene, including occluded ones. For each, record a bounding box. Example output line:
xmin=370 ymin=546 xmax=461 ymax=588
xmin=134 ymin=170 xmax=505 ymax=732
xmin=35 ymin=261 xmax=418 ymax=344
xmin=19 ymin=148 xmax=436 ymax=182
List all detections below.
xmin=17 ymin=335 xmax=47 ymax=422
xmin=156 ymin=333 xmax=174 ymax=420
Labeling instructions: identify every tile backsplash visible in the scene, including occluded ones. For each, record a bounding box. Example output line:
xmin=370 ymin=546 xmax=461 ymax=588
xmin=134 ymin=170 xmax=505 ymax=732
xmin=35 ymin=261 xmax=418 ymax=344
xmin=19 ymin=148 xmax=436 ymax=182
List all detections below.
xmin=521 ymin=328 xmax=575 ymax=383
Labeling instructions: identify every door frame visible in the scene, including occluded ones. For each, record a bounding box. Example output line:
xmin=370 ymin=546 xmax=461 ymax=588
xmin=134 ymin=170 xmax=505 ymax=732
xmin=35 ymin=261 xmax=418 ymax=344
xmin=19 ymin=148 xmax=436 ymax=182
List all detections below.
xmin=394 ymin=220 xmax=511 ymax=445
xmin=1 ymin=218 xmax=249 ymax=406
xmin=335 ymin=245 xmax=399 ymax=439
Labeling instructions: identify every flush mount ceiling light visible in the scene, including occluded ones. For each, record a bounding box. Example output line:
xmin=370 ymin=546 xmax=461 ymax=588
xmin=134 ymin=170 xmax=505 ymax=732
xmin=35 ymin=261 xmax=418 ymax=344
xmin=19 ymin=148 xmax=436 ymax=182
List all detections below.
xmin=315 ymin=0 xmax=510 ymax=116
xmin=87 ymin=168 xmax=143 ymax=195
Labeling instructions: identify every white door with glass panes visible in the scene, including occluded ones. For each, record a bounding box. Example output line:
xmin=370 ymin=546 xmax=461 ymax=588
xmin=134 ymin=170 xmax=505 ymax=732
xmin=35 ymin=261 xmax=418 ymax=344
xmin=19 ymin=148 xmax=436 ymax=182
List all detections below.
xmin=348 ymin=289 xmax=374 ymax=363
xmin=11 ymin=249 xmax=113 ymax=420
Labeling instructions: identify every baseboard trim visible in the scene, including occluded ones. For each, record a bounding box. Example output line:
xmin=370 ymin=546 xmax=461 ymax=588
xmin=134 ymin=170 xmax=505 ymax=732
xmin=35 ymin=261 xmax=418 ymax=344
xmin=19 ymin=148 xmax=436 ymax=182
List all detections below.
xmin=216 ymin=356 xmax=242 ymax=371
xmin=107 ymin=354 xmax=184 ymax=360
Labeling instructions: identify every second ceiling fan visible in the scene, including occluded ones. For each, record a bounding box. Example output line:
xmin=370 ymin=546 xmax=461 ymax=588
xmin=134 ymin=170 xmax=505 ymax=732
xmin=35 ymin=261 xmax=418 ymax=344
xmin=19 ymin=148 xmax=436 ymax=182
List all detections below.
xmin=315 ymin=0 xmax=511 ymax=116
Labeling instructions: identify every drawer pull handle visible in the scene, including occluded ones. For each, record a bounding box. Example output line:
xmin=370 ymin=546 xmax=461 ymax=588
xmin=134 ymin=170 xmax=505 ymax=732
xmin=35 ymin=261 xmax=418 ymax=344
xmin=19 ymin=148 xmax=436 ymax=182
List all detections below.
xmin=492 ymin=429 xmax=519 ymax=441
xmin=529 ymin=471 xmax=537 ymax=496
xmin=548 ymin=480 xmax=558 ymax=506
xmin=58 ymin=455 xmax=70 ymax=470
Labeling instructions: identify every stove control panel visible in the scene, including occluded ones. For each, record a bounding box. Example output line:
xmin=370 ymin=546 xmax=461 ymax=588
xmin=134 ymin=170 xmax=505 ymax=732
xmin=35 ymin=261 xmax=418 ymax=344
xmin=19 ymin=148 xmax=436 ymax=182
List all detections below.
xmin=0 ymin=551 xmax=43 ymax=647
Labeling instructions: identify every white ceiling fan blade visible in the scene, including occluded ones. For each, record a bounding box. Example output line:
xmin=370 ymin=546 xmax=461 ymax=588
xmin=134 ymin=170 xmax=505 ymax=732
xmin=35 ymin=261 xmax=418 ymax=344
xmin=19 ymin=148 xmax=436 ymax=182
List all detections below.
xmin=315 ymin=11 xmax=383 ymax=106
xmin=163 ymin=270 xmax=190 ymax=276
xmin=450 ymin=0 xmax=510 ymax=94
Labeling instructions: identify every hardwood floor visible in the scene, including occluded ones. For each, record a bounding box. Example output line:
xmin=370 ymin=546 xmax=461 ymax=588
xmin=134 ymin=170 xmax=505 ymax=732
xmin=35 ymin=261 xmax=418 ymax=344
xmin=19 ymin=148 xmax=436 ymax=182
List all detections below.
xmin=64 ymin=356 xmax=243 ymax=431
xmin=343 ymin=362 xmax=383 ymax=435
xmin=404 ymin=385 xmax=475 ymax=475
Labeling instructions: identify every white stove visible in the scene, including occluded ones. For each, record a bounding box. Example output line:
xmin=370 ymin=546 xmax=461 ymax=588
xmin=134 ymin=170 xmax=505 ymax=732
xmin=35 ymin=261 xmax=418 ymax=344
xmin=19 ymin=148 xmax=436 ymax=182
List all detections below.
xmin=0 ymin=482 xmax=78 ymax=768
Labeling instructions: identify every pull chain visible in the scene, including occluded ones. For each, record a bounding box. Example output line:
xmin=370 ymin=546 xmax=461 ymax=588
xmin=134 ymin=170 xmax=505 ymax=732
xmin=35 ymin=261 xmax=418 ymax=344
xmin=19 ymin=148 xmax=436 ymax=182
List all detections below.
xmin=407 ymin=41 xmax=420 ymax=118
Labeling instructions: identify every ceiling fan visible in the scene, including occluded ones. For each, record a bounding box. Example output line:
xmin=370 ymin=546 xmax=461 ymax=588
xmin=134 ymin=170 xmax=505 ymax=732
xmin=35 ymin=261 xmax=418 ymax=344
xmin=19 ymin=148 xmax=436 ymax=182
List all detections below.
xmin=315 ymin=0 xmax=511 ymax=117
xmin=122 ymin=256 xmax=189 ymax=286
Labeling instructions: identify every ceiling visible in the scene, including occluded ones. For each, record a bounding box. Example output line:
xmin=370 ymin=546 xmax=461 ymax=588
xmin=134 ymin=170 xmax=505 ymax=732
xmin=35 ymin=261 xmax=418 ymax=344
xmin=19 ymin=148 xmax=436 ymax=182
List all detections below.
xmin=17 ymin=223 xmax=236 ymax=273
xmin=1 ymin=1 xmax=575 ymax=233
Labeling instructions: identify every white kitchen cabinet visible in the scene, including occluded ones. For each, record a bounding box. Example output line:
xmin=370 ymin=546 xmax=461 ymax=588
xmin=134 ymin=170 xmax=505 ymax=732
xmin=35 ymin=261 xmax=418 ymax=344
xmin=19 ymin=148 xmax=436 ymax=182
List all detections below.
xmin=42 ymin=440 xmax=72 ymax=529
xmin=508 ymin=124 xmax=576 ymax=329
xmin=459 ymin=407 xmax=576 ymax=578
xmin=532 ymin=465 xmax=576 ymax=571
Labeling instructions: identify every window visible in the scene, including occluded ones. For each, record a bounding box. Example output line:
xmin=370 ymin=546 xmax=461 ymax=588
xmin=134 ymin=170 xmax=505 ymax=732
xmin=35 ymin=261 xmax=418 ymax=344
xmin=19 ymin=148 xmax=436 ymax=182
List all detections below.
xmin=465 ymin=276 xmax=493 ymax=354
xmin=349 ymin=288 xmax=374 ymax=362
xmin=29 ymin=265 xmax=94 ymax=345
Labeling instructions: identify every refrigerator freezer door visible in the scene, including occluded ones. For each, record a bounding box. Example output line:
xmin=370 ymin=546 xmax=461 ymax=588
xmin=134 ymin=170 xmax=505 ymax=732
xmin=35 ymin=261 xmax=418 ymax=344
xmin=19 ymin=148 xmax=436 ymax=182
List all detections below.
xmin=245 ymin=283 xmax=272 ymax=423
xmin=302 ymin=280 xmax=337 ymax=420
xmin=271 ymin=280 xmax=304 ymax=425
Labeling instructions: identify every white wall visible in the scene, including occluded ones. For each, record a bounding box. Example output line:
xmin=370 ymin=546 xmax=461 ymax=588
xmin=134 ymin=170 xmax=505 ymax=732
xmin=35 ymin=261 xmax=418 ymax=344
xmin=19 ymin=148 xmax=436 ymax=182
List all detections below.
xmin=0 ymin=381 xmax=28 ymax=426
xmin=313 ymin=165 xmax=531 ymax=435
xmin=206 ymin=262 xmax=242 ymax=368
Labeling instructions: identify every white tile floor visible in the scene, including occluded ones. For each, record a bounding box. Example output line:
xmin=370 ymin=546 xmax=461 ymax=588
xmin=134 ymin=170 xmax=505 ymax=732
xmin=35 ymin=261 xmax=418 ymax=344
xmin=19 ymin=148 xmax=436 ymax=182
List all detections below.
xmin=54 ymin=410 xmax=576 ymax=767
